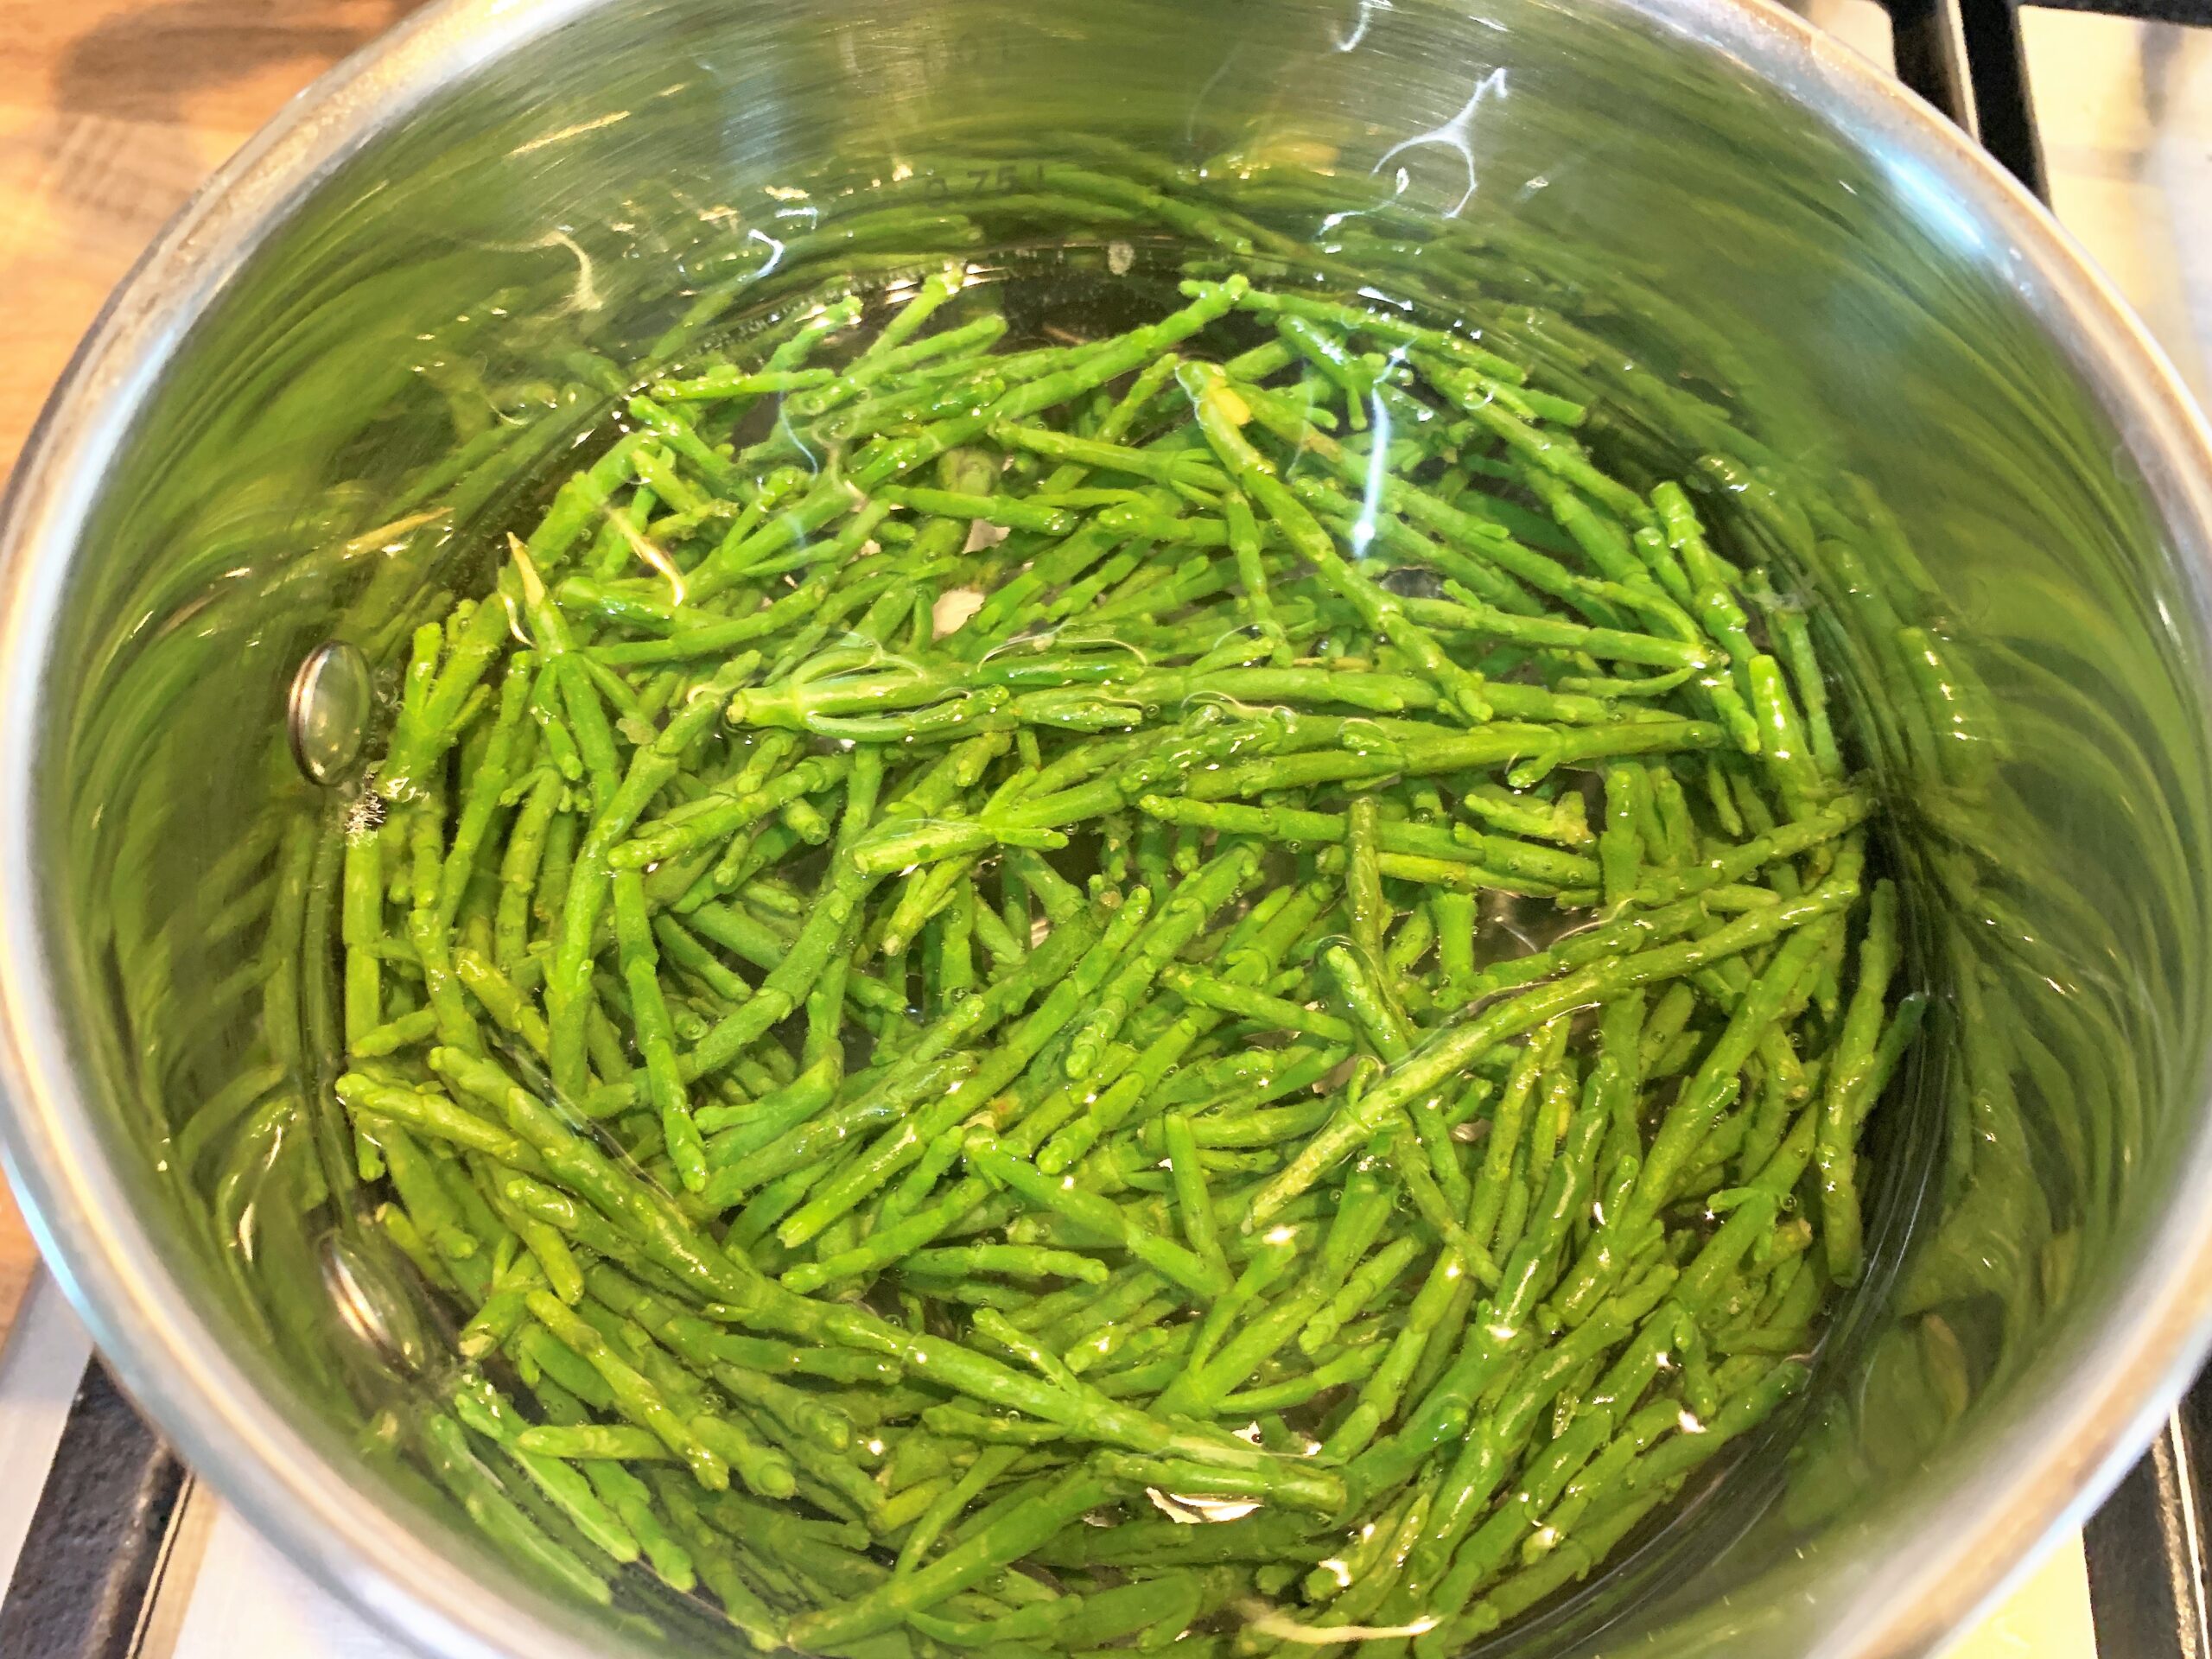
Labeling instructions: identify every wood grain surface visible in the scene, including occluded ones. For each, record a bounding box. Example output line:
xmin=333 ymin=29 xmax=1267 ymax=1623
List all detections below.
xmin=0 ymin=0 xmax=429 ymax=1345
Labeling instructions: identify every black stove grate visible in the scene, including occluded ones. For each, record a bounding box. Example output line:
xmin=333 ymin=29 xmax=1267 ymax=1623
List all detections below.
xmin=1885 ymin=0 xmax=2212 ymax=199
xmin=2084 ymin=1394 xmax=2212 ymax=1659
xmin=0 ymin=1361 xmax=188 ymax=1659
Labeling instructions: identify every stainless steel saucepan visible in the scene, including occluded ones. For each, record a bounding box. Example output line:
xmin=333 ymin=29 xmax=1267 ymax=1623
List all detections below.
xmin=3 ymin=2 xmax=2211 ymax=1656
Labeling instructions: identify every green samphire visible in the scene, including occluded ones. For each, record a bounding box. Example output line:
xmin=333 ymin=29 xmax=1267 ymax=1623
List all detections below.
xmin=320 ymin=256 xmax=1923 ymax=1651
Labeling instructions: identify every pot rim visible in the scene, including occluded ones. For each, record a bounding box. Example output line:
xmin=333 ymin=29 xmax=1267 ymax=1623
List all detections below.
xmin=3 ymin=3 xmax=2211 ymax=1656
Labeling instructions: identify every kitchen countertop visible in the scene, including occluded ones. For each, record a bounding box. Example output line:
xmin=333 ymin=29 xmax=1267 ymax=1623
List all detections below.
xmin=0 ymin=1198 xmax=25 ymax=1351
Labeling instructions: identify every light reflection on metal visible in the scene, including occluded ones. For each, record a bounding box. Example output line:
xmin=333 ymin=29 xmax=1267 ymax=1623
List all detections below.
xmin=286 ymin=640 xmax=371 ymax=786
xmin=1371 ymin=66 xmax=1509 ymax=216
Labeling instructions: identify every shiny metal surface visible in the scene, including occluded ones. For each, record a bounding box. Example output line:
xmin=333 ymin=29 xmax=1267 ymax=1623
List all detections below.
xmin=2 ymin=2 xmax=2211 ymax=1658
xmin=287 ymin=640 xmax=372 ymax=787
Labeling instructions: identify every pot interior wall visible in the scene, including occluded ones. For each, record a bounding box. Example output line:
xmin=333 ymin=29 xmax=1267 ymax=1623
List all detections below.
xmin=22 ymin=0 xmax=2212 ymax=1654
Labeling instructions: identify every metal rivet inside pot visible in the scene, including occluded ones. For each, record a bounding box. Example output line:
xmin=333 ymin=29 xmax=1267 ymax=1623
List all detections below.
xmin=288 ymin=639 xmax=372 ymax=785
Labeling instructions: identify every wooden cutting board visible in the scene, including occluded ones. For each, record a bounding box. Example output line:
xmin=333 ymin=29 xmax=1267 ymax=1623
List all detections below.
xmin=0 ymin=0 xmax=430 ymax=1345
